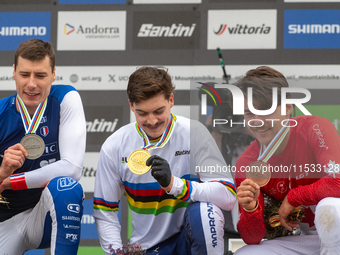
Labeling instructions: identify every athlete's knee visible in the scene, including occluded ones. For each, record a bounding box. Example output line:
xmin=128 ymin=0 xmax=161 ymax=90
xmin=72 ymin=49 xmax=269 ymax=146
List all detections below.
xmin=184 ymin=202 xmax=225 ymax=254
xmin=47 ymin=177 xmax=84 ymax=199
xmin=315 ymin=197 xmax=340 ymax=240
xmin=45 ymin=177 xmax=84 ymax=217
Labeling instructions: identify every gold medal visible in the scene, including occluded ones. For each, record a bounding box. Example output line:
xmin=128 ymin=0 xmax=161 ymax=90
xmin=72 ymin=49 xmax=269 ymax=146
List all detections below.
xmin=246 ymin=161 xmax=271 ymax=187
xmin=128 ymin=149 xmax=152 ymax=175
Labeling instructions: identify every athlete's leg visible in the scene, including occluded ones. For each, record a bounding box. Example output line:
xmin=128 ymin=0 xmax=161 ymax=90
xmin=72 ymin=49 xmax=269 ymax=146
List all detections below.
xmin=0 ymin=209 xmax=33 ymax=254
xmin=234 ymin=230 xmax=320 ymax=255
xmin=182 ymin=202 xmax=225 ymax=255
xmin=315 ymin=197 xmax=340 ymax=255
xmin=24 ymin=177 xmax=84 ymax=254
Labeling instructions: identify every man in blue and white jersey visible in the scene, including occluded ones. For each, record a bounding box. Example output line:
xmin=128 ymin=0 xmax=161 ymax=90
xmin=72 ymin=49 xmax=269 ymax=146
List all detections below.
xmin=93 ymin=66 xmax=236 ymax=255
xmin=0 ymin=39 xmax=86 ymax=254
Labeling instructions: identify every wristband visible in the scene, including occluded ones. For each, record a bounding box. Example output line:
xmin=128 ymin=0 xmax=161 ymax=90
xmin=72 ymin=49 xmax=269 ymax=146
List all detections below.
xmin=242 ymin=200 xmax=259 ymax=213
xmin=10 ymin=173 xmax=28 ymax=190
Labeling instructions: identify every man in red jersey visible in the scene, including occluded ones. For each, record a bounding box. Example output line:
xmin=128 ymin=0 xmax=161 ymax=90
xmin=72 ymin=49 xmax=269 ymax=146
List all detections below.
xmin=234 ymin=66 xmax=340 ymax=255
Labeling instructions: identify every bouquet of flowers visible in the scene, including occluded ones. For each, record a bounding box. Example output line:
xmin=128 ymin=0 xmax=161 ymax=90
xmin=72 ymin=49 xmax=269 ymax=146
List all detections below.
xmin=263 ymin=194 xmax=305 ymax=240
xmin=109 ymin=242 xmax=146 ymax=255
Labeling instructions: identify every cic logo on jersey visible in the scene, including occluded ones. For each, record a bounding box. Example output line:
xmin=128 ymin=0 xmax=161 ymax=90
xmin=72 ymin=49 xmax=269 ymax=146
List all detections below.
xmin=196 ymin=81 xmax=312 ymax=129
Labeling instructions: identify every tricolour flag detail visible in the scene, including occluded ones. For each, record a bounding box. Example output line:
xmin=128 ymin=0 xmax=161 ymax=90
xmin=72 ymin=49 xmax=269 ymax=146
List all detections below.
xmin=10 ymin=173 xmax=28 ymax=190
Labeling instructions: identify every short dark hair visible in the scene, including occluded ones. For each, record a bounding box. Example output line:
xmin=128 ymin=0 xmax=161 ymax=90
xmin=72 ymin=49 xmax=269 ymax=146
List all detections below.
xmin=14 ymin=39 xmax=55 ymax=72
xmin=234 ymin=66 xmax=291 ymax=110
xmin=127 ymin=66 xmax=175 ymax=104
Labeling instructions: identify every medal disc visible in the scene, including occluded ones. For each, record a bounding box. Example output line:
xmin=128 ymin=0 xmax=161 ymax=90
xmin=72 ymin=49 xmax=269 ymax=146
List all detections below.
xmin=20 ymin=134 xmax=45 ymax=160
xmin=246 ymin=161 xmax=271 ymax=187
xmin=128 ymin=149 xmax=152 ymax=175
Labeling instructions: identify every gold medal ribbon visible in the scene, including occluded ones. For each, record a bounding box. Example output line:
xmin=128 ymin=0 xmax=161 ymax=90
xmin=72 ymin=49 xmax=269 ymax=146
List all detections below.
xmin=135 ymin=113 xmax=177 ymax=151
xmin=128 ymin=114 xmax=177 ymax=175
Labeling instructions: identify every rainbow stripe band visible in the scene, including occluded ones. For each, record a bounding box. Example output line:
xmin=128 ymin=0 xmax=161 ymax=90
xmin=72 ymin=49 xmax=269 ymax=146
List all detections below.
xmin=211 ymin=180 xmax=237 ymax=197
xmin=258 ymin=119 xmax=290 ymax=163
xmin=176 ymin=179 xmax=192 ymax=201
xmin=93 ymin=197 xmax=119 ymax=212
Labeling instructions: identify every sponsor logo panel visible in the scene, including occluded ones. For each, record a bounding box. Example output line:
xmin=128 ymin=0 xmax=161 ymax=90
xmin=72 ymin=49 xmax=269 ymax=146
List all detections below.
xmin=211 ymin=0 xmax=275 ymax=1
xmin=285 ymin=0 xmax=340 ymax=2
xmin=133 ymin=11 xmax=200 ymax=49
xmin=84 ymin=105 xmax=125 ymax=152
xmin=0 ymin=12 xmax=50 ymax=51
xmin=59 ymin=0 xmax=125 ymax=3
xmin=284 ymin=10 xmax=340 ymax=49
xmin=57 ymin=11 xmax=126 ymax=51
xmin=133 ymin=0 xmax=201 ymax=3
xmin=0 ymin=0 xmax=51 ymax=3
xmin=207 ymin=10 xmax=277 ymax=50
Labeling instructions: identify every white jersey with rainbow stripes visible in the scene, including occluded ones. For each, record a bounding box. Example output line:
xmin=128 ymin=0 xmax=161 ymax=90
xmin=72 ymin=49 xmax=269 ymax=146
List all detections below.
xmin=93 ymin=115 xmax=236 ymax=254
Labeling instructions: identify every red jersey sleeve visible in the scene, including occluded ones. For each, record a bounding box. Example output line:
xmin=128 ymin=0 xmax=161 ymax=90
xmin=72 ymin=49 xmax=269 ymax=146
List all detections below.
xmin=235 ymin=143 xmax=267 ymax=244
xmin=288 ymin=116 xmax=340 ymax=207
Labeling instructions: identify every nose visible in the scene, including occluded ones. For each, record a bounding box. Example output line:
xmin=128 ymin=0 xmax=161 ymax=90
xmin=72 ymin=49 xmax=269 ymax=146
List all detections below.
xmin=146 ymin=114 xmax=158 ymax=126
xmin=27 ymin=74 xmax=36 ymax=88
xmin=248 ymin=116 xmax=265 ymax=128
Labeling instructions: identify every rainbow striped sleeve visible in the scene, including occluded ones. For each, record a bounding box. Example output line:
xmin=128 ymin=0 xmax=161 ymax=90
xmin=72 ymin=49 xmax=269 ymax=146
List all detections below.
xmin=211 ymin=180 xmax=237 ymax=197
xmin=176 ymin=179 xmax=192 ymax=202
xmin=93 ymin=197 xmax=119 ymax=212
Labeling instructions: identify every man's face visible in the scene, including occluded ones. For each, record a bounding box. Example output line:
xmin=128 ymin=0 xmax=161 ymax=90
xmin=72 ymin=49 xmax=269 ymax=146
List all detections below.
xmin=129 ymin=93 xmax=174 ymax=138
xmin=13 ymin=56 xmax=56 ymax=115
xmin=244 ymin=100 xmax=293 ymax=147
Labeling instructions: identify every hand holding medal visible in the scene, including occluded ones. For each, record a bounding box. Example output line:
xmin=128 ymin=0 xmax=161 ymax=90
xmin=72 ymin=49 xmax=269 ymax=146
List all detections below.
xmin=0 ymin=144 xmax=27 ymax=204
xmin=127 ymin=114 xmax=176 ymax=176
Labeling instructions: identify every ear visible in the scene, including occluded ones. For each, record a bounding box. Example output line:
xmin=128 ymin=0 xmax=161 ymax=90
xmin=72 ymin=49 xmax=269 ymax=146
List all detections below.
xmin=12 ymin=64 xmax=16 ymax=80
xmin=52 ymin=66 xmax=56 ymax=82
xmin=286 ymin=104 xmax=293 ymax=117
xmin=169 ymin=93 xmax=174 ymax=108
xmin=129 ymin=100 xmax=135 ymax=112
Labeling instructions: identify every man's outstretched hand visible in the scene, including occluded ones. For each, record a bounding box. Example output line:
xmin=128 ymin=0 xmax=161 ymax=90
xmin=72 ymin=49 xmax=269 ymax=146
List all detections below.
xmin=146 ymin=155 xmax=173 ymax=192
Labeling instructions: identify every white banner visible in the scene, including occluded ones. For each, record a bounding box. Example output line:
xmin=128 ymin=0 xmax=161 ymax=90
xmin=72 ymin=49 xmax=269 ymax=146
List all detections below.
xmin=1 ymin=65 xmax=340 ymax=90
xmin=133 ymin=0 xmax=201 ymax=3
xmin=208 ymin=10 xmax=277 ymax=50
xmin=57 ymin=11 xmax=126 ymax=51
xmin=80 ymin=152 xmax=100 ymax=193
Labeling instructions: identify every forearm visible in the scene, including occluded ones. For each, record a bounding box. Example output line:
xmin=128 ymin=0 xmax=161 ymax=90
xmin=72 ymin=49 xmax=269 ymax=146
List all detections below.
xmin=95 ymin=214 xmax=122 ymax=255
xmin=169 ymin=176 xmax=236 ymax=211
xmin=11 ymin=159 xmax=82 ymax=190
xmin=288 ymin=177 xmax=340 ymax=207
xmin=237 ymin=204 xmax=266 ymax=244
